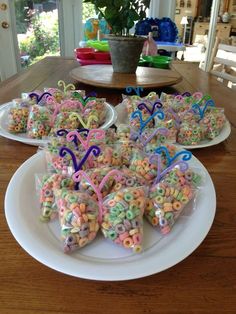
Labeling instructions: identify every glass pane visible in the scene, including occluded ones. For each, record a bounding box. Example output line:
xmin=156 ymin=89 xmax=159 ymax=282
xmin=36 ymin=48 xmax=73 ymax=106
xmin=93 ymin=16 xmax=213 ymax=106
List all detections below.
xmin=14 ymin=0 xmax=60 ymax=68
xmin=82 ymin=2 xmax=96 ymax=23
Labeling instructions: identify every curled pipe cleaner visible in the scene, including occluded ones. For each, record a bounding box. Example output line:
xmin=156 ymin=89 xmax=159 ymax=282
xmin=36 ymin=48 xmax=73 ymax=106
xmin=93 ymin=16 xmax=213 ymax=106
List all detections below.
xmin=66 ymin=129 xmax=104 ymax=150
xmin=125 ymin=86 xmax=144 ymax=97
xmin=66 ymin=129 xmax=105 ymax=159
xmin=73 ymin=169 xmax=123 ymax=223
xmin=46 ymin=96 xmax=63 ymax=126
xmin=138 ymin=100 xmax=163 ymax=115
xmin=192 ymin=99 xmax=215 ymax=120
xmin=71 ymin=91 xmax=97 ymax=107
xmin=140 ymin=127 xmax=169 ymax=147
xmin=192 ymin=92 xmax=203 ymax=100
xmin=182 ymin=92 xmax=192 ymax=97
xmin=131 ymin=109 xmax=165 ymax=134
xmin=155 ymin=146 xmax=192 ymax=167
xmin=57 ymin=80 xmax=75 ymax=94
xmin=84 ymin=91 xmax=97 ymax=100
xmin=28 ymin=92 xmax=52 ymax=104
xmin=57 ymin=128 xmax=89 ymax=150
xmin=59 ymin=145 xmax=100 ymax=190
xmin=69 ymin=112 xmax=98 ymax=128
xmin=173 ymin=91 xmax=191 ymax=97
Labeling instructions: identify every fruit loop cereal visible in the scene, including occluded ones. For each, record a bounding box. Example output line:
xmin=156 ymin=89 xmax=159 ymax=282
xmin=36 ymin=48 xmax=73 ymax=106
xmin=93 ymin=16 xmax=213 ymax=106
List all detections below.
xmin=110 ymin=167 xmax=147 ymax=193
xmin=199 ymin=108 xmax=226 ymax=140
xmin=129 ymin=149 xmax=158 ymax=181
xmin=146 ymin=179 xmax=196 ymax=234
xmin=101 ymin=186 xmax=147 ymax=253
xmin=177 ymin=122 xmax=203 ymax=146
xmin=27 ymin=105 xmax=51 ymax=139
xmin=55 ymin=190 xmax=99 ymax=253
xmin=8 ymin=106 xmax=29 ymax=133
xmin=36 ymin=173 xmax=74 ymax=222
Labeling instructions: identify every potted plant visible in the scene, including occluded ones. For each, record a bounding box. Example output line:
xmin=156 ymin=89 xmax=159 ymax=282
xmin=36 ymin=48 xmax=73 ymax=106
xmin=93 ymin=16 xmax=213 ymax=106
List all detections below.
xmin=83 ymin=0 xmax=151 ymax=73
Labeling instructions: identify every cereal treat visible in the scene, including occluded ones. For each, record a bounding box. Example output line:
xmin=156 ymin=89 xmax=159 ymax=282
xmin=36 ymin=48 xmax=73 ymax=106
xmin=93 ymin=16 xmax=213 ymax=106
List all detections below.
xmin=55 ymin=190 xmax=99 ymax=253
xmin=37 ymin=173 xmax=74 ymax=222
xmin=27 ymin=105 xmax=51 ymax=139
xmin=145 ymin=167 xmax=201 ymax=234
xmin=101 ymin=187 xmax=147 ymax=253
xmin=8 ymin=106 xmax=29 ymax=133
xmin=177 ymin=122 xmax=203 ymax=145
xmin=199 ymin=108 xmax=226 ymax=140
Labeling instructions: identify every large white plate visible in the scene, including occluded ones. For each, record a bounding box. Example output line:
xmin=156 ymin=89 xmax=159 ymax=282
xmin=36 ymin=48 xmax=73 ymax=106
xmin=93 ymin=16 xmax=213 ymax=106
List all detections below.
xmin=0 ymin=102 xmax=117 ymax=146
xmin=4 ymin=150 xmax=216 ymax=281
xmin=115 ymin=102 xmax=231 ymax=149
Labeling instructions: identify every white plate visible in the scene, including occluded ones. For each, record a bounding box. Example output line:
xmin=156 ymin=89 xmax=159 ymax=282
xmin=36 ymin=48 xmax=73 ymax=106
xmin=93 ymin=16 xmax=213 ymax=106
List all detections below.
xmin=5 ymin=151 xmax=216 ymax=281
xmin=0 ymin=102 xmax=117 ymax=146
xmin=115 ymin=103 xmax=231 ymax=149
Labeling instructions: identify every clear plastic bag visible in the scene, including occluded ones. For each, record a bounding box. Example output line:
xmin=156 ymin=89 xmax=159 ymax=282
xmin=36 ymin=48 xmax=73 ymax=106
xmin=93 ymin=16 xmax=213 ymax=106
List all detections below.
xmin=146 ymin=165 xmax=203 ymax=234
xmin=146 ymin=180 xmax=197 ymax=234
xmin=27 ymin=105 xmax=51 ymax=139
xmin=177 ymin=121 xmax=203 ymax=145
xmin=101 ymin=186 xmax=147 ymax=253
xmin=54 ymin=189 xmax=99 ymax=253
xmin=8 ymin=104 xmax=29 ymax=133
xmin=35 ymin=173 xmax=74 ymax=222
xmin=199 ymin=107 xmax=226 ymax=140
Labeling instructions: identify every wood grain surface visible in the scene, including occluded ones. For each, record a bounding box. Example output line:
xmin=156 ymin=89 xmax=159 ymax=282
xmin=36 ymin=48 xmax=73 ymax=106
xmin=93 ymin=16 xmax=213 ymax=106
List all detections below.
xmin=70 ymin=64 xmax=182 ymax=89
xmin=0 ymin=57 xmax=235 ymax=314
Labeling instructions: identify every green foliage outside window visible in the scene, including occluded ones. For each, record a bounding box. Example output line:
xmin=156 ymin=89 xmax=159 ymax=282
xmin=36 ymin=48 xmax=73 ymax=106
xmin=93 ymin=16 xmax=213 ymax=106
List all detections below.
xmin=16 ymin=1 xmax=96 ymax=67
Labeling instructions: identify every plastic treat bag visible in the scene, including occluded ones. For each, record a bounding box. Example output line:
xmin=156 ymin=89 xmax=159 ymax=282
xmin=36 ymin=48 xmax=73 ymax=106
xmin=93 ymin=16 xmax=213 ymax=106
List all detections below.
xmin=177 ymin=121 xmax=203 ymax=146
xmin=137 ymin=127 xmax=173 ymax=154
xmin=81 ymin=97 xmax=107 ymax=128
xmin=54 ymin=189 xmax=99 ymax=253
xmin=53 ymin=111 xmax=82 ymax=131
xmin=199 ymin=107 xmax=226 ymax=140
xmin=178 ymin=109 xmax=200 ymax=124
xmin=146 ymin=178 xmax=198 ymax=235
xmin=8 ymin=104 xmax=29 ymax=133
xmin=109 ymin=167 xmax=148 ymax=193
xmin=101 ymin=186 xmax=147 ymax=253
xmin=129 ymin=149 xmax=158 ymax=182
xmin=27 ymin=104 xmax=51 ymax=139
xmin=155 ymin=119 xmax=178 ymax=143
xmin=145 ymin=148 xmax=200 ymax=234
xmin=35 ymin=173 xmax=74 ymax=222
xmin=91 ymin=144 xmax=126 ymax=168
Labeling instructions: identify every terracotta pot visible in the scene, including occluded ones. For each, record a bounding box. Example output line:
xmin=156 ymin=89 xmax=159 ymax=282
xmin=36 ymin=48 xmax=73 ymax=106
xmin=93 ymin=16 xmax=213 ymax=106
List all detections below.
xmin=107 ymin=36 xmax=146 ymax=73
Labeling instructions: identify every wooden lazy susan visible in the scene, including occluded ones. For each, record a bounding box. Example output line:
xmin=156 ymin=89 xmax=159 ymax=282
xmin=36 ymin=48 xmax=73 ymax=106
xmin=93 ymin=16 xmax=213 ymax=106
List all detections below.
xmin=70 ymin=65 xmax=182 ymax=89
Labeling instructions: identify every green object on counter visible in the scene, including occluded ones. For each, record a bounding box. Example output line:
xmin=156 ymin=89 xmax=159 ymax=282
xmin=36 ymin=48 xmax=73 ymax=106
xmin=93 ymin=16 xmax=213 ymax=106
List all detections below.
xmin=86 ymin=40 xmax=110 ymax=52
xmin=139 ymin=55 xmax=172 ymax=69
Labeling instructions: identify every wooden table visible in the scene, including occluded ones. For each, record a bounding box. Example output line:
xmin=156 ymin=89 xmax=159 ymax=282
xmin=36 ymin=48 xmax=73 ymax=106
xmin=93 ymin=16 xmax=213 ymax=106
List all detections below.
xmin=70 ymin=64 xmax=182 ymax=89
xmin=0 ymin=57 xmax=236 ymax=314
